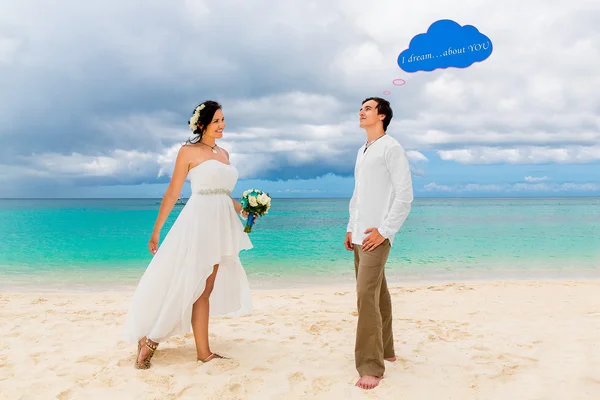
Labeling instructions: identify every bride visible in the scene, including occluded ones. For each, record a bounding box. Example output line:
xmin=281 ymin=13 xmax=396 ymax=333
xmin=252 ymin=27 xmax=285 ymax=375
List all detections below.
xmin=123 ymin=100 xmax=257 ymax=369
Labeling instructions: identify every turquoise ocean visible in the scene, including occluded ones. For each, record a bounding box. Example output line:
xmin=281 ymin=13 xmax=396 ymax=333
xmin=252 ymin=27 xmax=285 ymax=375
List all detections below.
xmin=1 ymin=197 xmax=599 ymax=291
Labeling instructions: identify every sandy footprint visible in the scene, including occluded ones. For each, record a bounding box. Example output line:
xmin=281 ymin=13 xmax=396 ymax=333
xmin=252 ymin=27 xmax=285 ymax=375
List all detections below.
xmin=29 ymin=352 xmax=42 ymax=366
xmin=289 ymin=371 xmax=306 ymax=382
xmin=479 ymin=353 xmax=540 ymax=381
xmin=396 ymin=357 xmax=412 ymax=370
xmin=310 ymin=376 xmax=336 ymax=393
xmin=56 ymin=388 xmax=74 ymax=400
xmin=208 ymin=379 xmax=251 ymax=400
xmin=99 ymin=374 xmax=119 ymax=387
xmin=472 ymin=354 xmax=494 ymax=365
xmin=444 ymin=328 xmax=471 ymax=341
xmin=288 ymin=371 xmax=308 ymax=390
xmin=254 ymin=319 xmax=274 ymax=326
xmin=517 ymin=343 xmax=534 ymax=349
xmin=76 ymin=355 xmax=108 ymax=366
xmin=172 ymin=384 xmax=196 ymax=398
xmin=102 ymin=311 xmax=124 ymax=318
xmin=267 ymin=354 xmax=284 ymax=363
xmin=427 ymin=329 xmax=470 ymax=342
xmin=117 ymin=356 xmax=136 ymax=367
xmin=141 ymin=373 xmax=175 ymax=389
xmin=308 ymin=324 xmax=321 ymax=334
xmin=428 ymin=286 xmax=445 ymax=291
xmin=202 ymin=358 xmax=241 ymax=375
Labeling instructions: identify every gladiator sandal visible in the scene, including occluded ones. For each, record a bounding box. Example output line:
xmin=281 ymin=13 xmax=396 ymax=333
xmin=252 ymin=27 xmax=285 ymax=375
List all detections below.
xmin=135 ymin=338 xmax=158 ymax=369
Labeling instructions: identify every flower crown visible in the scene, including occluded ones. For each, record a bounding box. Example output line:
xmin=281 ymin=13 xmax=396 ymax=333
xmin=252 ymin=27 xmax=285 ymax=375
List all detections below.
xmin=188 ymin=103 xmax=205 ymax=132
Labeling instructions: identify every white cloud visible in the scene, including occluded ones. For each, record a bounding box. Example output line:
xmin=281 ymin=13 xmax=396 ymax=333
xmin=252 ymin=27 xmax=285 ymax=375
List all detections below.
xmin=438 ymin=146 xmax=600 ymax=164
xmin=275 ymin=189 xmax=324 ymax=193
xmin=0 ymin=35 xmax=21 ymax=65
xmin=20 ymin=148 xmax=178 ymax=184
xmin=524 ymin=176 xmax=549 ymax=183
xmin=424 ymin=181 xmax=600 ymax=193
xmin=226 ymin=92 xmax=346 ymax=128
xmin=424 ymin=182 xmax=504 ymax=192
xmin=407 ymin=151 xmax=428 ymax=163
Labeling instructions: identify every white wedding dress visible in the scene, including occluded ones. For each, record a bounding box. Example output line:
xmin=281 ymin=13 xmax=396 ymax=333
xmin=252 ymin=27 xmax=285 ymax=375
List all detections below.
xmin=123 ymin=159 xmax=253 ymax=344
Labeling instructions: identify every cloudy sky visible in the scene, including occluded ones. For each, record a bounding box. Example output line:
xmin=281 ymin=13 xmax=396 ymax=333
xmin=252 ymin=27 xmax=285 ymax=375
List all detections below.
xmin=1 ymin=0 xmax=599 ymax=198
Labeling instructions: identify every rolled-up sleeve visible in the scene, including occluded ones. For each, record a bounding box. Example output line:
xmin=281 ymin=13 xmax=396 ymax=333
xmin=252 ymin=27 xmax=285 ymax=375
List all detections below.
xmin=378 ymin=145 xmax=413 ymax=239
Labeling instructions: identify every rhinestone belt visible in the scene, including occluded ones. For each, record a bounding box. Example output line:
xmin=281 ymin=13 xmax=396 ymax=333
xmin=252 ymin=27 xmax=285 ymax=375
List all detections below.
xmin=195 ymin=188 xmax=231 ymax=196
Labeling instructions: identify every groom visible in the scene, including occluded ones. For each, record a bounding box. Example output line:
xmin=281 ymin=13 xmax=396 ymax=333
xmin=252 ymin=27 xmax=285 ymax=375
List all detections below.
xmin=344 ymin=97 xmax=413 ymax=390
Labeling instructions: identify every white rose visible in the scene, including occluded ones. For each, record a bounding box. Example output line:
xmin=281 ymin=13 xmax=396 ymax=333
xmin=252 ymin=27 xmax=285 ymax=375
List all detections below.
xmin=257 ymin=194 xmax=268 ymax=205
xmin=189 ymin=114 xmax=199 ymax=131
xmin=249 ymin=196 xmax=258 ymax=207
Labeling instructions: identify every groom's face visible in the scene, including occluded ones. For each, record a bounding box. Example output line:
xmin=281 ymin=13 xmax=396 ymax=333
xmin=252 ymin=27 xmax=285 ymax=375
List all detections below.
xmin=359 ymin=100 xmax=384 ymax=128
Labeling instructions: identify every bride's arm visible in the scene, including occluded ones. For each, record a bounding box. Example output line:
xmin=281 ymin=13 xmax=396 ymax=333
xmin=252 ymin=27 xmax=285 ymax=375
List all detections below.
xmin=152 ymin=147 xmax=190 ymax=236
xmin=231 ymin=198 xmax=243 ymax=214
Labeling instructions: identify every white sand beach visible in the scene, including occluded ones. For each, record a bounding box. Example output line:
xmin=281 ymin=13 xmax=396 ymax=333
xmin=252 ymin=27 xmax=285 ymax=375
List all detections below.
xmin=2 ymin=280 xmax=600 ymax=399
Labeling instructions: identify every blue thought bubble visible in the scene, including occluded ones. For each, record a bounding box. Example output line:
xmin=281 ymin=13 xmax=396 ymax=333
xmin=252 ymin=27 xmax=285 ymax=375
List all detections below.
xmin=397 ymin=19 xmax=493 ymax=73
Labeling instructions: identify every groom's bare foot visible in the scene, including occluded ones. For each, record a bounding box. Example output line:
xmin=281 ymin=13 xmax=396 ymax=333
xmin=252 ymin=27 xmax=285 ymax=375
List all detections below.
xmin=356 ymin=375 xmax=382 ymax=390
xmin=385 ymin=356 xmax=397 ymax=362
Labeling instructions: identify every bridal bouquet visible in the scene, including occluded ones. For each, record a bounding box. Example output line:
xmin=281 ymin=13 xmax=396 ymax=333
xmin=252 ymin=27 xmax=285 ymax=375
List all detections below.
xmin=241 ymin=189 xmax=271 ymax=233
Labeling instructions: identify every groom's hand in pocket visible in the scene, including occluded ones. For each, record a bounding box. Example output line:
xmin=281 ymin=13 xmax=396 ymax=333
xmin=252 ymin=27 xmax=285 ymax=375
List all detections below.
xmin=344 ymin=232 xmax=354 ymax=251
xmin=362 ymin=228 xmax=384 ymax=252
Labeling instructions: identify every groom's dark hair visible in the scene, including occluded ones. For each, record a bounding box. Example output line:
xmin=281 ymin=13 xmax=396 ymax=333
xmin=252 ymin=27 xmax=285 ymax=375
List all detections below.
xmin=362 ymin=97 xmax=393 ymax=132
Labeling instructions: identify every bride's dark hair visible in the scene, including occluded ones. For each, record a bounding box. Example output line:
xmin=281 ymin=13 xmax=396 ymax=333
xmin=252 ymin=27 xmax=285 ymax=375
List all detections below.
xmin=186 ymin=100 xmax=222 ymax=145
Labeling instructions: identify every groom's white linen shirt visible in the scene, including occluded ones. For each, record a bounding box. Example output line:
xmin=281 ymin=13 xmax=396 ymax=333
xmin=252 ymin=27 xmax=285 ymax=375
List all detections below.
xmin=347 ymin=134 xmax=413 ymax=246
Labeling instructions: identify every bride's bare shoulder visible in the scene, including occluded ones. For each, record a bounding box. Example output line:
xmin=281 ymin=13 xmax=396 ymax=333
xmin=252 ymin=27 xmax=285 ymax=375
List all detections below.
xmin=180 ymin=143 xmax=211 ymax=166
xmin=220 ymin=147 xmax=230 ymax=159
